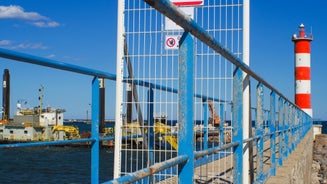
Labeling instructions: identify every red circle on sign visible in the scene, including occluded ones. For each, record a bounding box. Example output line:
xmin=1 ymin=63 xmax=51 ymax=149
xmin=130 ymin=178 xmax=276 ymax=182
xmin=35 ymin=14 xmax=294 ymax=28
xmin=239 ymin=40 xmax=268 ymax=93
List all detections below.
xmin=166 ymin=37 xmax=176 ymax=47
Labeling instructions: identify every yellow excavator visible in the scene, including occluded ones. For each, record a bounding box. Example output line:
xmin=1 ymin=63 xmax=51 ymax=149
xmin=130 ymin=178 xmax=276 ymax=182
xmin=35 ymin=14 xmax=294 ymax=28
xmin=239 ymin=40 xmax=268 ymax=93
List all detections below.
xmin=52 ymin=125 xmax=80 ymax=140
xmin=154 ymin=121 xmax=178 ymax=150
xmin=121 ymin=122 xmax=147 ymax=148
xmin=120 ymin=118 xmax=178 ymax=150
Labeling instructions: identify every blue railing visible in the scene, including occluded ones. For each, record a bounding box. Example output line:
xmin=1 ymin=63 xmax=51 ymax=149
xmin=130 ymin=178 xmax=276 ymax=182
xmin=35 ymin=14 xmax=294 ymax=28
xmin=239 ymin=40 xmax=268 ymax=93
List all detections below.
xmin=0 ymin=0 xmax=312 ymax=183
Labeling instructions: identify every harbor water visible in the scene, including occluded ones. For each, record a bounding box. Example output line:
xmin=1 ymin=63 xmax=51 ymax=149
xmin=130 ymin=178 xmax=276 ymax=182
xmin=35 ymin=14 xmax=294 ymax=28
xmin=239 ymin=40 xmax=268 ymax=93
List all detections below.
xmin=0 ymin=121 xmax=115 ymax=184
xmin=0 ymin=146 xmax=114 ymax=183
xmin=314 ymin=121 xmax=327 ymax=134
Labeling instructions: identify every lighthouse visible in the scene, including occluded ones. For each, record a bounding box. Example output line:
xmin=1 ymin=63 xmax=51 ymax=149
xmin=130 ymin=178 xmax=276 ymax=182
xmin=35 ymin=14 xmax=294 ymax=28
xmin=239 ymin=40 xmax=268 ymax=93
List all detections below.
xmin=292 ymin=24 xmax=313 ymax=117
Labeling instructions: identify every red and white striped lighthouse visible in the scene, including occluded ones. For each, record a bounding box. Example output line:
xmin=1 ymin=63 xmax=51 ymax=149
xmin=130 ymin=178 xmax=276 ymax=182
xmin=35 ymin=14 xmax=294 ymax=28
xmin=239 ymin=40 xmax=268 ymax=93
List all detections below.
xmin=292 ymin=24 xmax=313 ymax=117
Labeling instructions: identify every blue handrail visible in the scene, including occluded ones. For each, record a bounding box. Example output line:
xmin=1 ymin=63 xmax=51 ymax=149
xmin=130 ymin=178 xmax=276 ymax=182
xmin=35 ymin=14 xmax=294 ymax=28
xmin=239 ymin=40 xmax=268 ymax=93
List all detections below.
xmin=0 ymin=0 xmax=313 ymax=183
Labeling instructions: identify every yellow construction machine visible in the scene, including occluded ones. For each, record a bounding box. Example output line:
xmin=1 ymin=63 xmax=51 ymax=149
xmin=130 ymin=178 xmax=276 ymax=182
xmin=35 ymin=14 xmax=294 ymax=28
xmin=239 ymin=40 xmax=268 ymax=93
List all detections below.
xmin=52 ymin=125 xmax=80 ymax=140
xmin=154 ymin=121 xmax=178 ymax=150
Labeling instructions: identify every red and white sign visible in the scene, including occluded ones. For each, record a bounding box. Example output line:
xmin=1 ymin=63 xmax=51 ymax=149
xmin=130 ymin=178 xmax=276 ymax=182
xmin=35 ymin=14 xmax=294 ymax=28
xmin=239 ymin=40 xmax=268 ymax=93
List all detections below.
xmin=170 ymin=0 xmax=204 ymax=6
xmin=165 ymin=35 xmax=180 ymax=50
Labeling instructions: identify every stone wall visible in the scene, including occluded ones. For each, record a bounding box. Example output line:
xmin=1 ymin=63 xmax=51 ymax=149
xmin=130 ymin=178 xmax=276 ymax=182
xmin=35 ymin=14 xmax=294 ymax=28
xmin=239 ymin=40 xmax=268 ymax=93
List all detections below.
xmin=312 ymin=134 xmax=327 ymax=183
xmin=266 ymin=128 xmax=313 ymax=184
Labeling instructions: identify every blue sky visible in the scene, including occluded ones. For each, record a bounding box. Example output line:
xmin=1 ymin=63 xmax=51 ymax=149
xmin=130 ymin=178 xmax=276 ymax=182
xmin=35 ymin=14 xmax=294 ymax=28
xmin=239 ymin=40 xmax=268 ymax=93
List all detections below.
xmin=0 ymin=1 xmax=117 ymax=119
xmin=250 ymin=1 xmax=327 ymax=120
xmin=0 ymin=0 xmax=327 ymax=120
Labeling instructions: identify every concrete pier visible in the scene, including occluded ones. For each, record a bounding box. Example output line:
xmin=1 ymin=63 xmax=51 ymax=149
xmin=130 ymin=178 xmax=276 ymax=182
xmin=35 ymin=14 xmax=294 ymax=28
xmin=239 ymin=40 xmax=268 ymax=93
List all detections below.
xmin=266 ymin=129 xmax=313 ymax=184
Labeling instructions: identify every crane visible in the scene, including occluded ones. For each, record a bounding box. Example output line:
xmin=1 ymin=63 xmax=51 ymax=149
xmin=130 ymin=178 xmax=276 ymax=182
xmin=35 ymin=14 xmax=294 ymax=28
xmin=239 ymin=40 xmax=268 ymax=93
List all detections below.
xmin=208 ymin=100 xmax=220 ymax=127
xmin=52 ymin=125 xmax=80 ymax=140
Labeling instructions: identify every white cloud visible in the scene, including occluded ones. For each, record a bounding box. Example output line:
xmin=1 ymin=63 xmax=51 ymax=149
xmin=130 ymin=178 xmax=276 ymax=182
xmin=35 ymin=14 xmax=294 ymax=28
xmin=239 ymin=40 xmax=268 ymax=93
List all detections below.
xmin=13 ymin=42 xmax=47 ymax=49
xmin=0 ymin=40 xmax=12 ymax=46
xmin=47 ymin=54 xmax=56 ymax=58
xmin=32 ymin=21 xmax=59 ymax=28
xmin=0 ymin=40 xmax=48 ymax=50
xmin=0 ymin=5 xmax=60 ymax=28
xmin=0 ymin=5 xmax=46 ymax=20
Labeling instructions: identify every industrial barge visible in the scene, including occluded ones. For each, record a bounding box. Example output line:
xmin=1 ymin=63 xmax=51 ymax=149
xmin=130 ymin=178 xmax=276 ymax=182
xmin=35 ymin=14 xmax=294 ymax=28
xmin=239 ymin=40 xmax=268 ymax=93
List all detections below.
xmin=0 ymin=69 xmax=80 ymax=143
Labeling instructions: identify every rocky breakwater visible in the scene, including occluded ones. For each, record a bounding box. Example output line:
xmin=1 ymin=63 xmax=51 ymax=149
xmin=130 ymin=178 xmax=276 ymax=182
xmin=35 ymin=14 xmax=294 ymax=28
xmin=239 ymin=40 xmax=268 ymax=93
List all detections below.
xmin=313 ymin=134 xmax=327 ymax=184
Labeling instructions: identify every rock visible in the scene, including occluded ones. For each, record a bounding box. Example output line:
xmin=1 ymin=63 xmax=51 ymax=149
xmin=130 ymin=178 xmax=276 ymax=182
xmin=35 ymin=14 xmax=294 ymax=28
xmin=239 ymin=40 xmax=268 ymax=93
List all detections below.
xmin=312 ymin=160 xmax=321 ymax=173
xmin=313 ymin=134 xmax=327 ymax=184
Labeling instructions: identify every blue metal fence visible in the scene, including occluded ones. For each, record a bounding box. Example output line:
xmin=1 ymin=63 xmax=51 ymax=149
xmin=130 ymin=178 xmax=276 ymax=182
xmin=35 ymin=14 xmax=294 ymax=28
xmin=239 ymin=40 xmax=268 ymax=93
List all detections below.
xmin=0 ymin=0 xmax=312 ymax=183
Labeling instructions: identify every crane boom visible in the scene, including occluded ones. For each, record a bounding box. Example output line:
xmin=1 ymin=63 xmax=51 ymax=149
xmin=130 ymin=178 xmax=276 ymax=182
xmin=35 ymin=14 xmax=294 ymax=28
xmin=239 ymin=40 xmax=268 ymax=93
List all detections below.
xmin=208 ymin=100 xmax=220 ymax=126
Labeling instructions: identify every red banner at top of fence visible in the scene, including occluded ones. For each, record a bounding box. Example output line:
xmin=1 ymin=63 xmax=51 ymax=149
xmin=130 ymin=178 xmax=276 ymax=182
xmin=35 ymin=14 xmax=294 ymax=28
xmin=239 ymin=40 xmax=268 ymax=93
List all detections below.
xmin=170 ymin=0 xmax=204 ymax=6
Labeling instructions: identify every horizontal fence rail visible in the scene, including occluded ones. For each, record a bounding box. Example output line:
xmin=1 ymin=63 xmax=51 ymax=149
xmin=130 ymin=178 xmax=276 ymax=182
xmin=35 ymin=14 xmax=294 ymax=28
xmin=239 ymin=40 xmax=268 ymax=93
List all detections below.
xmin=0 ymin=1 xmax=312 ymax=184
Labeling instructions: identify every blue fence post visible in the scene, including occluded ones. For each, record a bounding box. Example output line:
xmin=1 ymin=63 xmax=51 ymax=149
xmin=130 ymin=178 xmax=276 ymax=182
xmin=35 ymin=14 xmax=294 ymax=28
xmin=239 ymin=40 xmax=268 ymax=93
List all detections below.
xmin=308 ymin=114 xmax=313 ymax=133
xmin=219 ymin=103 xmax=225 ymax=145
xmin=270 ymin=91 xmax=276 ymax=176
xmin=292 ymin=109 xmax=298 ymax=148
xmin=297 ymin=110 xmax=301 ymax=145
xmin=278 ymin=97 xmax=284 ymax=166
xmin=305 ymin=113 xmax=309 ymax=134
xmin=178 ymin=31 xmax=194 ymax=183
xmin=301 ymin=112 xmax=305 ymax=141
xmin=298 ymin=111 xmax=301 ymax=141
xmin=147 ymin=87 xmax=154 ymax=183
xmin=300 ymin=111 xmax=304 ymax=140
xmin=284 ymin=102 xmax=289 ymax=159
xmin=288 ymin=104 xmax=292 ymax=156
xmin=304 ymin=113 xmax=307 ymax=134
xmin=203 ymin=100 xmax=208 ymax=150
xmin=91 ymin=76 xmax=100 ymax=184
xmin=298 ymin=111 xmax=305 ymax=143
xmin=301 ymin=111 xmax=305 ymax=142
xmin=256 ymin=83 xmax=264 ymax=182
xmin=293 ymin=108 xmax=298 ymax=148
xmin=296 ymin=110 xmax=301 ymax=146
xmin=232 ymin=67 xmax=243 ymax=184
xmin=290 ymin=106 xmax=295 ymax=153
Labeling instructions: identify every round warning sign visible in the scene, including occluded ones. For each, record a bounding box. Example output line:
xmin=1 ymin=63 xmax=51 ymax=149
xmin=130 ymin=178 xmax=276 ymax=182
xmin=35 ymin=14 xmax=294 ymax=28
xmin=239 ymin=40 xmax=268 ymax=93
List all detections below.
xmin=166 ymin=37 xmax=176 ymax=47
xmin=165 ymin=35 xmax=180 ymax=49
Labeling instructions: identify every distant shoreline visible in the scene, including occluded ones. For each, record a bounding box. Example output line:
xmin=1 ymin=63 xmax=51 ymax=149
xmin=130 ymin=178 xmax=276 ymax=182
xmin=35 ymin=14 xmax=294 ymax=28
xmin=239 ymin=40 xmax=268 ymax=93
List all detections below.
xmin=64 ymin=119 xmax=115 ymax=123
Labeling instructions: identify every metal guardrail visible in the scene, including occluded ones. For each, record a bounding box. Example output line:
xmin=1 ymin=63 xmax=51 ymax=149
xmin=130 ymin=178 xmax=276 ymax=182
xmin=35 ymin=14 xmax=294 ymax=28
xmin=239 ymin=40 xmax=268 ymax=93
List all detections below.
xmin=0 ymin=0 xmax=312 ymax=184
xmin=111 ymin=0 xmax=312 ymax=183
